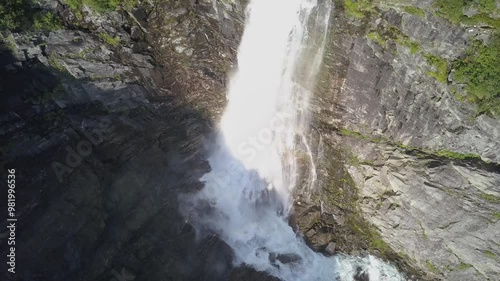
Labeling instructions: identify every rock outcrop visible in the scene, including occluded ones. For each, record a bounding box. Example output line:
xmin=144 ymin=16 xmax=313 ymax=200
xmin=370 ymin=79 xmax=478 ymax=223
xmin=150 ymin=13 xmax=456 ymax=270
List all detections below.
xmin=293 ymin=0 xmax=500 ymax=280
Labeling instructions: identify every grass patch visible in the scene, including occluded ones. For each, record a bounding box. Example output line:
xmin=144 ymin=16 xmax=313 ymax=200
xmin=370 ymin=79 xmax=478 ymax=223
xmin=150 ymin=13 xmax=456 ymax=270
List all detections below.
xmin=425 ymin=260 xmax=439 ymax=273
xmin=63 ymin=0 xmax=137 ymax=13
xmin=33 ymin=11 xmax=62 ymax=31
xmin=344 ymin=0 xmax=374 ymax=19
xmin=368 ymin=24 xmax=421 ymax=54
xmin=48 ymin=54 xmax=67 ymax=72
xmin=453 ymin=32 xmax=500 ymax=117
xmin=483 ymin=250 xmax=498 ymax=259
xmin=98 ymin=32 xmax=120 ymax=46
xmin=339 ymin=128 xmax=369 ymax=140
xmin=396 ymin=37 xmax=421 ymax=54
xmin=367 ymin=32 xmax=387 ymax=47
xmin=456 ymin=262 xmax=473 ymax=270
xmin=347 ymin=216 xmax=393 ymax=255
xmin=425 ymin=53 xmax=448 ymax=83
xmin=404 ymin=6 xmax=425 ymax=17
xmin=434 ymin=0 xmax=499 ymax=27
xmin=434 ymin=150 xmax=481 ymax=160
xmin=481 ymin=193 xmax=500 ymax=203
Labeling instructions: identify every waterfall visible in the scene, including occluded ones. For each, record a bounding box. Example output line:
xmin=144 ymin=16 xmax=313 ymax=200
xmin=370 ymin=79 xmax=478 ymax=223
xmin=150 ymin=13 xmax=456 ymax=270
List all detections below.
xmin=181 ymin=0 xmax=407 ymax=280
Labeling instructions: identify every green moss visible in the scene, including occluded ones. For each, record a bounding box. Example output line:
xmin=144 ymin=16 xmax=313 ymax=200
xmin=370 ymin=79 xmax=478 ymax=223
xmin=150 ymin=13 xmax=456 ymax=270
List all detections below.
xmin=425 ymin=53 xmax=448 ymax=83
xmin=453 ymin=32 xmax=500 ymax=117
xmin=404 ymin=6 xmax=425 ymax=17
xmin=409 ymin=42 xmax=420 ymax=54
xmin=483 ymin=250 xmax=498 ymax=259
xmin=367 ymin=32 xmax=387 ymax=47
xmin=425 ymin=260 xmax=439 ymax=273
xmin=349 ymin=154 xmax=362 ymax=166
xmin=339 ymin=128 xmax=484 ymax=162
xmin=434 ymin=150 xmax=481 ymax=160
xmin=396 ymin=37 xmax=421 ymax=54
xmin=493 ymin=212 xmax=500 ymax=220
xmin=456 ymin=262 xmax=472 ymax=270
xmin=98 ymin=32 xmax=120 ymax=46
xmin=361 ymin=159 xmax=375 ymax=166
xmin=344 ymin=0 xmax=373 ymax=19
xmin=481 ymin=193 xmax=500 ymax=203
xmin=371 ymin=24 xmax=421 ymax=55
xmin=347 ymin=216 xmax=393 ymax=255
xmin=322 ymin=146 xmax=393 ymax=257
xmin=339 ymin=128 xmax=369 ymax=140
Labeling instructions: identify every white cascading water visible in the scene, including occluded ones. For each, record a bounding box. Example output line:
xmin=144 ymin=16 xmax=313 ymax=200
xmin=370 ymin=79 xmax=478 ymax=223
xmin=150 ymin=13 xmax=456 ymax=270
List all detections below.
xmin=182 ymin=0 xmax=407 ymax=280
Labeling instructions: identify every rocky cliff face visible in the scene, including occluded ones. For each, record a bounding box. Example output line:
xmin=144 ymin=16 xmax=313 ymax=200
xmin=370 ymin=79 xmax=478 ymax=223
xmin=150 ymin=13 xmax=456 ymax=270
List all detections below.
xmin=1 ymin=0 xmax=499 ymax=281
xmin=295 ymin=0 xmax=500 ymax=280
xmin=0 ymin=1 xmax=256 ymax=280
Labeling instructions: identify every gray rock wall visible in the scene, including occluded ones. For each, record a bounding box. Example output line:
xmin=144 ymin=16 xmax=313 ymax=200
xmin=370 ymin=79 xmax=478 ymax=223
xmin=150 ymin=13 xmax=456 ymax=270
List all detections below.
xmin=305 ymin=0 xmax=500 ymax=280
xmin=0 ymin=1 xmax=260 ymax=280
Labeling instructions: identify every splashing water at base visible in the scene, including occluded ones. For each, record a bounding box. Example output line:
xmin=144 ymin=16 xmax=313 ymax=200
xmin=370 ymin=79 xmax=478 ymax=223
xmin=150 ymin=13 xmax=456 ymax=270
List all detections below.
xmin=181 ymin=0 xmax=407 ymax=280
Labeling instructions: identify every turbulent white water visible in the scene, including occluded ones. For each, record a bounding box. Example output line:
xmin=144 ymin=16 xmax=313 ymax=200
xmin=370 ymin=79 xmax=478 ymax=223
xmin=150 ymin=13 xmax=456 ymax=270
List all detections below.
xmin=182 ymin=0 xmax=407 ymax=280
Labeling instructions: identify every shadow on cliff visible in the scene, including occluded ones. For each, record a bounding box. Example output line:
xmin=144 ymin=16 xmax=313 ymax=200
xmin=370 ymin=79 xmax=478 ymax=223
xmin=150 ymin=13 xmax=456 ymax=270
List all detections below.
xmin=0 ymin=44 xmax=276 ymax=281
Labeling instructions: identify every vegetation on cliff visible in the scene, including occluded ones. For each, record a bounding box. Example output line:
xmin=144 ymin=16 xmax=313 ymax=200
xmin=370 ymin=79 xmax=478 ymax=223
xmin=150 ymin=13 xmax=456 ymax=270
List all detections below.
xmin=0 ymin=0 xmax=61 ymax=31
xmin=425 ymin=53 xmax=448 ymax=83
xmin=344 ymin=0 xmax=374 ymax=19
xmin=435 ymin=0 xmax=499 ymax=27
xmin=339 ymin=128 xmax=485 ymax=162
xmin=454 ymin=32 xmax=500 ymax=117
xmin=433 ymin=0 xmax=500 ymax=117
xmin=64 ymin=0 xmax=137 ymax=12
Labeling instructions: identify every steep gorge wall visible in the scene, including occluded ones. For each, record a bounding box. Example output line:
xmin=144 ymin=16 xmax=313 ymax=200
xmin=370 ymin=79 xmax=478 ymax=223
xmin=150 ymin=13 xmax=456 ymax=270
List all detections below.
xmin=0 ymin=1 xmax=260 ymax=280
xmin=295 ymin=0 xmax=500 ymax=280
